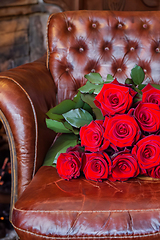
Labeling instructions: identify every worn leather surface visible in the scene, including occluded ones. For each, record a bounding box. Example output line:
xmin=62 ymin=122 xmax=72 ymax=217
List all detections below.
xmin=47 ymin=11 xmax=160 ymax=103
xmin=0 ymin=56 xmax=56 ymax=197
xmin=12 ymin=166 xmax=160 ymax=239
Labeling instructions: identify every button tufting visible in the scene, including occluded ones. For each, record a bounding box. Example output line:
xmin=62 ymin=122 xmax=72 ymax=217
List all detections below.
xmin=91 ymin=69 xmax=96 ymax=73
xmin=104 ymin=46 xmax=110 ymax=51
xmin=117 ymin=68 xmax=122 ymax=72
xmin=92 ymin=23 xmax=97 ymax=28
xmin=143 ymin=23 xmax=148 ymax=29
xmin=156 ymin=47 xmax=160 ymax=53
xmin=65 ymin=67 xmax=70 ymax=72
xmin=143 ymin=69 xmax=147 ymax=73
xmin=118 ymin=23 xmax=123 ymax=29
xmin=130 ymin=47 xmax=135 ymax=52
xmin=68 ymin=26 xmax=72 ymax=31
xmin=79 ymin=47 xmax=84 ymax=53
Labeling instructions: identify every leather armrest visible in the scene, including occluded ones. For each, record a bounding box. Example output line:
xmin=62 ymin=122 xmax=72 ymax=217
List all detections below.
xmin=0 ymin=55 xmax=56 ymax=200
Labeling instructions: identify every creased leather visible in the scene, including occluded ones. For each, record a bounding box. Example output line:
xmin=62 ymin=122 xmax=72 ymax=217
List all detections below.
xmin=47 ymin=11 xmax=160 ymax=104
xmin=12 ymin=166 xmax=160 ymax=240
xmin=0 ymin=55 xmax=56 ymax=196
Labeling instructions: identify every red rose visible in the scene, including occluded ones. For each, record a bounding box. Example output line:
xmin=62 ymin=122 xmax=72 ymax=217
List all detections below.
xmin=142 ymin=83 xmax=160 ymax=106
xmin=147 ymin=165 xmax=160 ymax=178
xmin=56 ymin=146 xmax=82 ymax=180
xmin=103 ymin=114 xmax=141 ymax=148
xmin=109 ymin=151 xmax=140 ymax=181
xmin=80 ymin=120 xmax=110 ymax=152
xmin=94 ymin=79 xmax=136 ymax=117
xmin=83 ymin=152 xmax=111 ymax=182
xmin=134 ymin=102 xmax=160 ymax=133
xmin=132 ymin=135 xmax=160 ymax=169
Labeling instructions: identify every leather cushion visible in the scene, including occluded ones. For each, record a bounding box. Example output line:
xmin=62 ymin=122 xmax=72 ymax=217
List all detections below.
xmin=12 ymin=166 xmax=160 ymax=239
xmin=47 ymin=11 xmax=160 ymax=104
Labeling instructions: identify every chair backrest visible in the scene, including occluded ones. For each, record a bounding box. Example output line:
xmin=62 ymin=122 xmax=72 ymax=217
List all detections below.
xmin=47 ymin=10 xmax=160 ymax=103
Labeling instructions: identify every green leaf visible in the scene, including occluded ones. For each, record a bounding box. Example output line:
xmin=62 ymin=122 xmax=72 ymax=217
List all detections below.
xmin=75 ymin=97 xmax=84 ymax=108
xmin=73 ymin=91 xmax=86 ymax=109
xmin=63 ymin=121 xmax=80 ymax=135
xmin=131 ymin=85 xmax=142 ymax=94
xmin=133 ymin=93 xmax=142 ymax=103
xmin=82 ymin=102 xmax=93 ymax=115
xmin=46 ymin=100 xmax=76 ymax=119
xmin=63 ymin=108 xmax=93 ymax=128
xmin=78 ymin=81 xmax=96 ymax=93
xmin=125 ymin=78 xmax=134 ymax=85
xmin=81 ymin=94 xmax=104 ymax=120
xmin=84 ymin=72 xmax=103 ymax=84
xmin=63 ymin=121 xmax=74 ymax=131
xmin=130 ymin=65 xmax=145 ymax=85
xmin=81 ymin=93 xmax=96 ymax=108
xmin=73 ymin=91 xmax=81 ymax=103
xmin=46 ymin=119 xmax=71 ymax=133
xmin=78 ymin=80 xmax=104 ymax=95
xmin=43 ymin=134 xmax=78 ymax=166
xmin=106 ymin=74 xmax=114 ymax=82
xmin=151 ymin=84 xmax=160 ymax=90
xmin=138 ymin=84 xmax=146 ymax=90
xmin=93 ymin=108 xmax=104 ymax=120
xmin=71 ymin=128 xmax=80 ymax=135
xmin=93 ymin=84 xmax=104 ymax=94
xmin=47 ymin=113 xmax=64 ymax=121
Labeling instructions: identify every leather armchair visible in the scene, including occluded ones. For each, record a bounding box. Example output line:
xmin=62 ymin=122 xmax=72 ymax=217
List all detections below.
xmin=1 ymin=10 xmax=160 ymax=240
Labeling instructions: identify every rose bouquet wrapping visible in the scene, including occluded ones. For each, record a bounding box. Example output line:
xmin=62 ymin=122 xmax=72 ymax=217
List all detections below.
xmin=44 ymin=65 xmax=160 ymax=182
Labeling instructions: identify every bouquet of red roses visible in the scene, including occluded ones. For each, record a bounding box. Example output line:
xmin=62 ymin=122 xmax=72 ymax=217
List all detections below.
xmin=45 ymin=65 xmax=160 ymax=182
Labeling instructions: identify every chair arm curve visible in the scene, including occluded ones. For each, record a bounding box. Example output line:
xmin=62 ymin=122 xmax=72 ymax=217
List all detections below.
xmin=0 ymin=55 xmax=57 ymax=199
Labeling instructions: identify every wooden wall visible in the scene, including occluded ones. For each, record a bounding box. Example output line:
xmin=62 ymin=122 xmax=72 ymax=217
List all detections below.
xmin=103 ymin=0 xmax=160 ymax=11
xmin=0 ymin=0 xmax=61 ymax=72
xmin=0 ymin=0 xmax=160 ymax=72
xmin=79 ymin=0 xmax=160 ymax=11
xmin=44 ymin=0 xmax=160 ymax=11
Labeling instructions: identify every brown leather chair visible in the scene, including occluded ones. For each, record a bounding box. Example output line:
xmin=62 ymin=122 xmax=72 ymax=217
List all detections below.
xmin=1 ymin=10 xmax=160 ymax=240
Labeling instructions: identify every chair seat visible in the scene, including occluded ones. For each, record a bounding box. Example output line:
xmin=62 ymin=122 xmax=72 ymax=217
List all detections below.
xmin=12 ymin=166 xmax=160 ymax=240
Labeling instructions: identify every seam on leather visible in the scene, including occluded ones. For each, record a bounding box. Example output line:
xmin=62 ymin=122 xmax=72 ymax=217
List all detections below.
xmin=46 ymin=12 xmax=63 ymax=70
xmin=46 ymin=11 xmax=68 ymax=71
xmin=0 ymin=76 xmax=38 ymax=179
xmin=46 ymin=13 xmax=53 ymax=70
xmin=0 ymin=110 xmax=18 ymax=221
xmin=12 ymin=222 xmax=160 ymax=239
xmin=13 ymin=206 xmax=160 ymax=213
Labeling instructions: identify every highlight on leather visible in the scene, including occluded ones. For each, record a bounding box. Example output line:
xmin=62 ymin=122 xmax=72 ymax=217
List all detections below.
xmin=47 ymin=11 xmax=160 ymax=105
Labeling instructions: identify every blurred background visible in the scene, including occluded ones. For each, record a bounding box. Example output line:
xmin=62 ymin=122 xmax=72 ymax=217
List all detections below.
xmin=0 ymin=0 xmax=159 ymax=72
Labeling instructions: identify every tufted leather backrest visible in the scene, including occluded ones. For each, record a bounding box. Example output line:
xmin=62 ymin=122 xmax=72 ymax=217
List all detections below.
xmin=47 ymin=10 xmax=160 ymax=103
